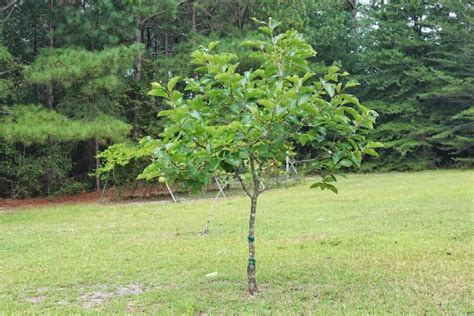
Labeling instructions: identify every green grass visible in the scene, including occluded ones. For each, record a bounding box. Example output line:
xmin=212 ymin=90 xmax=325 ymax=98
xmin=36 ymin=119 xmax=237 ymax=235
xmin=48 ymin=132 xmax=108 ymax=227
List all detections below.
xmin=0 ymin=170 xmax=473 ymax=314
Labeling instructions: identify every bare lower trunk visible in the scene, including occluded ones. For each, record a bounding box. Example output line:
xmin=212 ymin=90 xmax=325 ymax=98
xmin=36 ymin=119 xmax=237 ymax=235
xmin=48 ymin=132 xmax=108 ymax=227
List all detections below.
xmin=46 ymin=137 xmax=52 ymax=197
xmin=95 ymin=139 xmax=100 ymax=191
xmin=247 ymin=195 xmax=258 ymax=295
xmin=247 ymin=156 xmax=261 ymax=295
xmin=237 ymin=156 xmax=261 ymax=295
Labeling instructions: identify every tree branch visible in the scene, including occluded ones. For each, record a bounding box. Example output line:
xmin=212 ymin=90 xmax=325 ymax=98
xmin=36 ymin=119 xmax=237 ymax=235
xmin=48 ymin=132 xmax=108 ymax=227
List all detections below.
xmin=0 ymin=0 xmax=16 ymax=28
xmin=249 ymin=155 xmax=260 ymax=198
xmin=140 ymin=0 xmax=190 ymax=26
xmin=257 ymin=160 xmax=267 ymax=194
xmin=0 ymin=0 xmax=16 ymax=13
xmin=235 ymin=171 xmax=252 ymax=198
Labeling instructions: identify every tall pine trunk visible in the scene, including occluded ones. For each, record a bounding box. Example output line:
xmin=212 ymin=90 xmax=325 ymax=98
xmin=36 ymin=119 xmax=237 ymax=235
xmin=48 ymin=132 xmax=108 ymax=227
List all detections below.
xmin=347 ymin=0 xmax=358 ymax=53
xmin=190 ymin=0 xmax=196 ymax=33
xmin=47 ymin=0 xmax=54 ymax=108
xmin=95 ymin=138 xmax=100 ymax=191
xmin=133 ymin=17 xmax=143 ymax=139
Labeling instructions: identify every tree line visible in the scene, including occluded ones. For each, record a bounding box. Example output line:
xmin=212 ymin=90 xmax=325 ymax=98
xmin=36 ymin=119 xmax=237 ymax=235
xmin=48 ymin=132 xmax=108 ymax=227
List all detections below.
xmin=0 ymin=0 xmax=472 ymax=198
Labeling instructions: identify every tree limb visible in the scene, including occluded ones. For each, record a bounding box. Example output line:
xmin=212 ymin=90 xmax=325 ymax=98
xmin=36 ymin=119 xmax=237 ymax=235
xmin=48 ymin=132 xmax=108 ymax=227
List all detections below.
xmin=235 ymin=171 xmax=252 ymax=198
xmin=0 ymin=0 xmax=16 ymax=13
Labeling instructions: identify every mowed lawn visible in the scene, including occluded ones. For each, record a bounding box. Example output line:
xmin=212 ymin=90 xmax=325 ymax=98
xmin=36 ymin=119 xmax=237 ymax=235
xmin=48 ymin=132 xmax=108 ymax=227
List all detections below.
xmin=0 ymin=170 xmax=472 ymax=314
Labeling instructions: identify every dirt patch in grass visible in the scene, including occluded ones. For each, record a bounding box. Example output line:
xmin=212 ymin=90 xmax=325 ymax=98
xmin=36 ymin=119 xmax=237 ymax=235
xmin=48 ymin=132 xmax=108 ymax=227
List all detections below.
xmin=117 ymin=284 xmax=144 ymax=296
xmin=24 ymin=296 xmax=46 ymax=304
xmin=22 ymin=284 xmax=151 ymax=308
xmin=81 ymin=290 xmax=114 ymax=309
xmin=80 ymin=284 xmax=149 ymax=309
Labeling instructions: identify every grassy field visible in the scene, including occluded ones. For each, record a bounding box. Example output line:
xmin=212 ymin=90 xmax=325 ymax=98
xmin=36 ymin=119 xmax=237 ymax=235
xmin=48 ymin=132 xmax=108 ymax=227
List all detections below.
xmin=0 ymin=170 xmax=472 ymax=314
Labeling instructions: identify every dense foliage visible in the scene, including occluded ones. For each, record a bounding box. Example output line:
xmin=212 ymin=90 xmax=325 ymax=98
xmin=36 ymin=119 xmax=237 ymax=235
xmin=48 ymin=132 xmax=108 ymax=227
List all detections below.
xmin=0 ymin=0 xmax=472 ymax=198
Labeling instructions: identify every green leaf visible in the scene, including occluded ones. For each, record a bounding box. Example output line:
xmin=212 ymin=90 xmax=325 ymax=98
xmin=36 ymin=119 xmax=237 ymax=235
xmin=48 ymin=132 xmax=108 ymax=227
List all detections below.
xmin=332 ymin=151 xmax=345 ymax=164
xmin=367 ymin=141 xmax=385 ymax=149
xmin=358 ymin=104 xmax=369 ymax=115
xmin=340 ymin=94 xmax=360 ymax=106
xmin=228 ymin=121 xmax=241 ymax=130
xmin=301 ymin=103 xmax=319 ymax=115
xmin=363 ymin=148 xmax=379 ymax=157
xmin=167 ymin=76 xmax=181 ymax=92
xmin=258 ymin=26 xmax=272 ymax=36
xmin=302 ymin=72 xmax=315 ymax=83
xmin=250 ymin=17 xmax=264 ymax=24
xmin=323 ymin=175 xmax=337 ymax=183
xmin=148 ymin=88 xmax=169 ymax=98
xmin=269 ymin=18 xmax=282 ymax=30
xmin=310 ymin=182 xmax=338 ymax=194
xmin=241 ymin=40 xmax=258 ymax=48
xmin=342 ymin=106 xmax=360 ymax=120
xmin=151 ymin=82 xmax=163 ymax=89
xmin=296 ymin=133 xmax=316 ymax=145
xmin=322 ymin=81 xmax=335 ymax=98
xmin=310 ymin=182 xmax=324 ymax=189
xmin=325 ymin=183 xmax=338 ymax=194
xmin=259 ymin=99 xmax=275 ymax=110
xmin=313 ymin=98 xmax=331 ymax=109
xmin=328 ymin=65 xmax=339 ymax=75
xmin=339 ymin=159 xmax=353 ymax=167
xmin=158 ymin=110 xmax=175 ymax=117
xmin=207 ymin=41 xmax=220 ymax=51
xmin=246 ymin=104 xmax=258 ymax=115
xmin=345 ymin=79 xmax=360 ymax=88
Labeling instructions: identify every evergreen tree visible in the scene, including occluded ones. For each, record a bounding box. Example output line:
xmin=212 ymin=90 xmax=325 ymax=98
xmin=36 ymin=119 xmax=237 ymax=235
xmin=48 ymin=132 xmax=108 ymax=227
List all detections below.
xmin=358 ymin=0 xmax=473 ymax=170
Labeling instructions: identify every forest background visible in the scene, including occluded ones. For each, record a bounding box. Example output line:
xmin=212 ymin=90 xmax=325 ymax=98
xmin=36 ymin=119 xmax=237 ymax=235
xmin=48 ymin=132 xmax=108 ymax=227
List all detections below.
xmin=0 ymin=0 xmax=472 ymax=198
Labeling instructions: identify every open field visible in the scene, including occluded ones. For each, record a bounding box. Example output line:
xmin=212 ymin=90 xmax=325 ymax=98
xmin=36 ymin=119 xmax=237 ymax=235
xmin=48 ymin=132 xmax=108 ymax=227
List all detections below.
xmin=0 ymin=170 xmax=472 ymax=314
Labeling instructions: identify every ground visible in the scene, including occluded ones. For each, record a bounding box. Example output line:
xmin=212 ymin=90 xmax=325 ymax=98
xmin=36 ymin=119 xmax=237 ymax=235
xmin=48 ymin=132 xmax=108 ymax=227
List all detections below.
xmin=0 ymin=170 xmax=472 ymax=314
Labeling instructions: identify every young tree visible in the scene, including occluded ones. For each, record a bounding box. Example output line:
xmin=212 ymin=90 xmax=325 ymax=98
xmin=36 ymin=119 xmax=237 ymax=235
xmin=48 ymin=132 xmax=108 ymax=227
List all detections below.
xmin=140 ymin=18 xmax=380 ymax=295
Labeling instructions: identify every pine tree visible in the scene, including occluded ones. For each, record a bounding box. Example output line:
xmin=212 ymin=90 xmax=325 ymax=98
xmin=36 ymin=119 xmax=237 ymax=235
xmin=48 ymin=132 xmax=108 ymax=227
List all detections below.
xmin=358 ymin=0 xmax=473 ymax=170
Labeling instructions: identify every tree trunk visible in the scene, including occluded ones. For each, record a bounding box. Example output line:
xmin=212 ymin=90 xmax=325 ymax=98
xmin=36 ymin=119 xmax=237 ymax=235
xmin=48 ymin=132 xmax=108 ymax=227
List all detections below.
xmin=347 ymin=0 xmax=358 ymax=53
xmin=190 ymin=0 xmax=196 ymax=33
xmin=46 ymin=137 xmax=52 ymax=196
xmin=247 ymin=156 xmax=261 ymax=295
xmin=247 ymin=194 xmax=258 ymax=295
xmin=164 ymin=32 xmax=169 ymax=56
xmin=95 ymin=138 xmax=100 ymax=191
xmin=47 ymin=0 xmax=54 ymax=108
xmin=133 ymin=17 xmax=143 ymax=139
xmin=134 ymin=18 xmax=143 ymax=82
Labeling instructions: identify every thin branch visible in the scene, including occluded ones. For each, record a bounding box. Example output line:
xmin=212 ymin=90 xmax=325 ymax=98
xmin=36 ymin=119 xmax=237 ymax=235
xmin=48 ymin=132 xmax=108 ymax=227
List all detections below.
xmin=0 ymin=0 xmax=16 ymax=13
xmin=249 ymin=155 xmax=260 ymax=197
xmin=140 ymin=0 xmax=190 ymax=26
xmin=191 ymin=138 xmax=207 ymax=149
xmin=0 ymin=1 xmax=16 ymax=28
xmin=257 ymin=160 xmax=267 ymax=194
xmin=235 ymin=172 xmax=252 ymax=198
